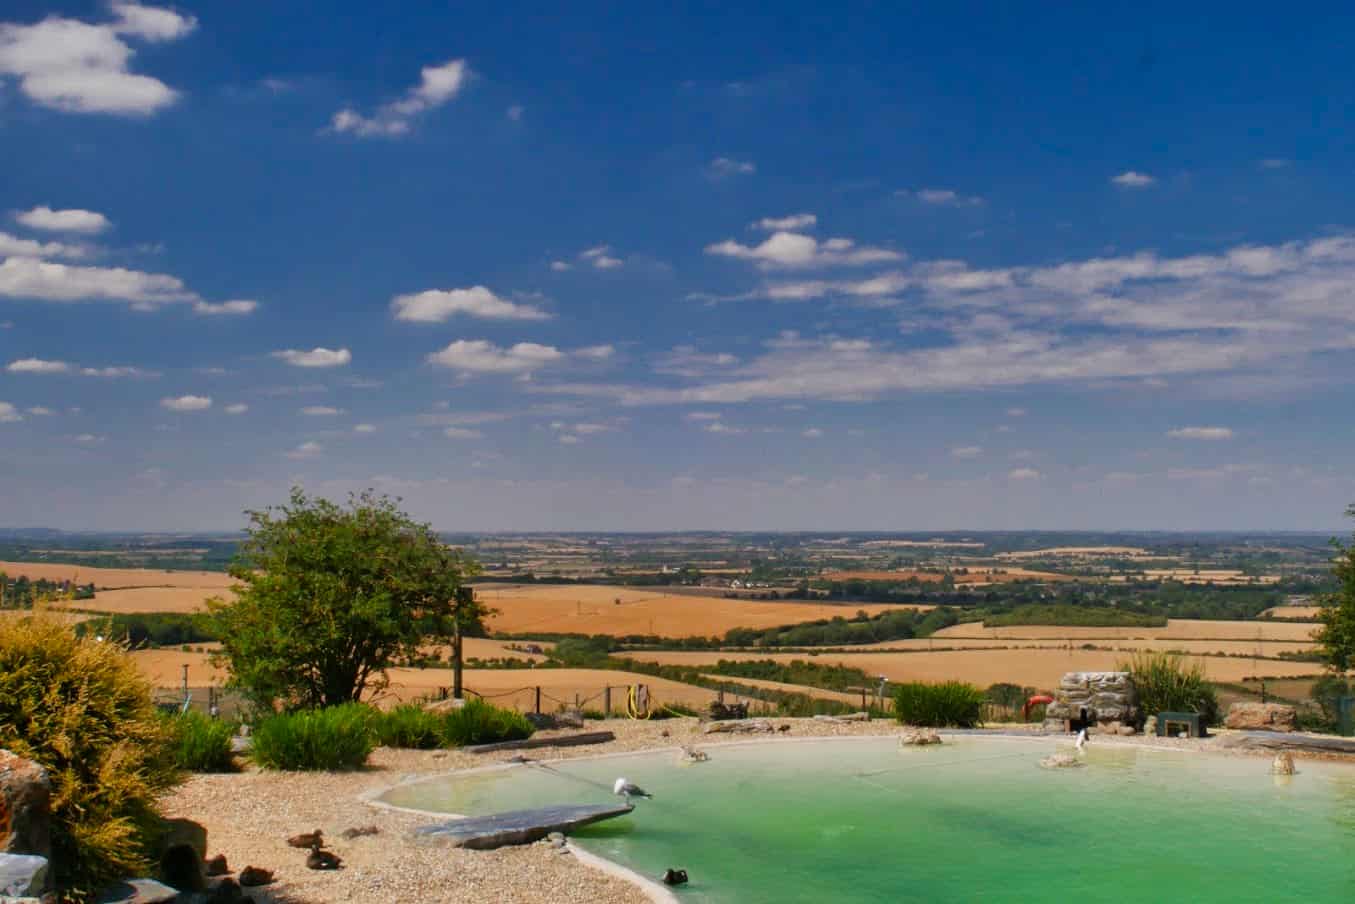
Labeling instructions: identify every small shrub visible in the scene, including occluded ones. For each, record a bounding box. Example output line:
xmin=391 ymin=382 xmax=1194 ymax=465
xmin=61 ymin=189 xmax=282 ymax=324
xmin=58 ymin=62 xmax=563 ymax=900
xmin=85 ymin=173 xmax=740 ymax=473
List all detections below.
xmin=165 ymin=710 xmax=236 ymax=772
xmin=1120 ymin=652 xmax=1220 ymax=725
xmin=649 ymin=702 xmax=702 ymax=720
xmin=581 ymin=708 xmax=608 ymax=720
xmin=372 ymin=703 xmax=445 ymax=749
xmin=439 ymin=699 xmax=534 ymax=747
xmin=893 ymin=681 xmax=984 ymax=727
xmin=0 ymin=613 xmax=181 ymax=898
xmin=250 ymin=703 xmax=375 ymax=770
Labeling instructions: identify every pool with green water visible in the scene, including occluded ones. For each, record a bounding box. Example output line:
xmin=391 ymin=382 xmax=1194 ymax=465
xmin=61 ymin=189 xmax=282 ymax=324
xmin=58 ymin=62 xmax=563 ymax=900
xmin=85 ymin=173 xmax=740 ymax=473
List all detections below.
xmin=380 ymin=736 xmax=1355 ymax=903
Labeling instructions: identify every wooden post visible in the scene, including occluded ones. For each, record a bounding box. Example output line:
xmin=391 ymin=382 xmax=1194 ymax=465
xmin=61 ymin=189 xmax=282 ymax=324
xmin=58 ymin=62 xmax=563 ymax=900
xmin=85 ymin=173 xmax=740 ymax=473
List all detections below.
xmin=535 ymin=686 xmax=542 ymax=714
xmin=604 ymin=686 xmax=612 ymax=715
xmin=453 ymin=586 xmax=473 ymax=701
xmin=574 ymin=693 xmax=580 ymax=709
xmin=861 ymin=687 xmax=867 ymax=710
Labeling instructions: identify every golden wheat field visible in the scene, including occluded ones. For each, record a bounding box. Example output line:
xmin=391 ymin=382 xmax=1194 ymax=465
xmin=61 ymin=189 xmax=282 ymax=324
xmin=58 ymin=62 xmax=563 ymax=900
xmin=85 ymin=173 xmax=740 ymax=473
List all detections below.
xmin=1260 ymin=606 xmax=1322 ymax=619
xmin=69 ymin=586 xmax=235 ymax=614
xmin=0 ymin=560 xmax=234 ymax=590
xmin=622 ymin=647 xmax=1320 ymax=689
xmin=931 ymin=618 xmax=1317 ymax=642
xmin=827 ymin=636 xmax=1317 ymax=655
xmin=478 ymin=583 xmax=915 ymax=637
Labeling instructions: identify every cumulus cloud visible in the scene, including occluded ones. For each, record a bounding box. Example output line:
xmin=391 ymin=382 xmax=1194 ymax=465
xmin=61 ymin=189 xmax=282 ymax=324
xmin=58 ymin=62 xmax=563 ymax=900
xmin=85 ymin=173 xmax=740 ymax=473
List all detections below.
xmin=1167 ymin=426 xmax=1234 ymax=440
xmin=443 ymin=427 xmax=483 ymax=439
xmin=330 ymin=58 xmax=468 ymax=138
xmin=753 ymin=213 xmax=816 ymax=231
xmin=0 ymin=3 xmax=196 ymax=115
xmin=706 ymin=232 xmax=902 ymax=269
xmin=14 ymin=206 xmax=111 ymax=234
xmin=1111 ymin=170 xmax=1155 ymax=188
xmin=0 ymin=231 xmax=92 ymax=260
xmin=353 ymin=423 xmax=376 ymax=433
xmin=193 ymin=299 xmax=257 ymax=316
xmin=902 ymin=188 xmax=983 ymax=207
xmin=26 ymin=406 xmax=55 ymax=416
xmin=951 ymin=445 xmax=983 ymax=459
xmin=427 ymin=340 xmax=563 ymax=375
xmin=286 ymin=440 xmax=322 ymax=459
xmin=802 ymin=427 xmax=824 ymax=438
xmin=654 ymin=346 xmax=739 ymax=377
xmin=272 ymin=347 xmax=352 ymax=368
xmin=549 ymin=260 xmax=572 ymax=272
xmin=391 ymin=285 xmax=550 ymax=322
xmin=301 ymin=405 xmax=343 ymax=416
xmin=160 ymin=394 xmax=211 ymax=411
xmin=224 ymin=403 xmax=248 ymax=415
xmin=0 ymin=402 xmax=22 ymax=422
xmin=704 ymin=421 xmax=745 ymax=435
xmin=1008 ymin=467 xmax=1041 ymax=480
xmin=6 ymin=357 xmax=69 ymax=374
xmin=80 ymin=366 xmax=154 ymax=378
xmin=575 ymin=344 xmax=615 ymax=361
xmin=1006 ymin=407 xmax=1027 ymax=417
xmin=580 ymin=245 xmax=623 ymax=270
xmin=706 ymin=157 xmax=755 ymax=179
xmin=0 ymin=256 xmax=191 ymax=304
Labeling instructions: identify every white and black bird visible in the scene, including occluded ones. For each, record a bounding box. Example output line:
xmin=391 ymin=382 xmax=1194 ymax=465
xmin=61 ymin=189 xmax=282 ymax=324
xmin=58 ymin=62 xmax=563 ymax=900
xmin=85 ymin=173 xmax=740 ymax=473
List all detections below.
xmin=613 ymin=777 xmax=652 ymax=801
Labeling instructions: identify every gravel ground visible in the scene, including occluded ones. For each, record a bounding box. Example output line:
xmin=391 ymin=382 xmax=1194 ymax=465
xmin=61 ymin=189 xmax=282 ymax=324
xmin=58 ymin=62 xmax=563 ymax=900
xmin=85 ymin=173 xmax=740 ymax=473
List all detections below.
xmin=161 ymin=718 xmax=1353 ymax=903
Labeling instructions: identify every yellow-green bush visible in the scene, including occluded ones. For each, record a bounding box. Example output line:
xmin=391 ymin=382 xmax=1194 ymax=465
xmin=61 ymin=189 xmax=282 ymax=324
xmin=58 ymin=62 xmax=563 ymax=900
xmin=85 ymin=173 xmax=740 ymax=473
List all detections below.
xmin=0 ymin=613 xmax=181 ymax=901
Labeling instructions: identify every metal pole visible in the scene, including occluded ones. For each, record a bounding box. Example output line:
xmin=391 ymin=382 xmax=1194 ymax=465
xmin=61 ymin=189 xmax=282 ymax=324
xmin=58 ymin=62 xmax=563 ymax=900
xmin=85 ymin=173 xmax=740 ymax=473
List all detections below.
xmin=535 ymin=686 xmax=542 ymax=714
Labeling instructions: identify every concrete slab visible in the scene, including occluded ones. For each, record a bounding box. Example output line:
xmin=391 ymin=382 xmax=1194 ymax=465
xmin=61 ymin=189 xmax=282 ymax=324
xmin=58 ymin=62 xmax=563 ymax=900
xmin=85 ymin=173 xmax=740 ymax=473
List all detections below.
xmin=414 ymin=803 xmax=634 ymax=849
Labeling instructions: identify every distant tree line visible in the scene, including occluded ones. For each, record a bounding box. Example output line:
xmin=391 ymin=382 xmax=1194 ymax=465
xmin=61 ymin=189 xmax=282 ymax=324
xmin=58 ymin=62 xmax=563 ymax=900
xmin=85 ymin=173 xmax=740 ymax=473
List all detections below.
xmin=0 ymin=572 xmax=94 ymax=608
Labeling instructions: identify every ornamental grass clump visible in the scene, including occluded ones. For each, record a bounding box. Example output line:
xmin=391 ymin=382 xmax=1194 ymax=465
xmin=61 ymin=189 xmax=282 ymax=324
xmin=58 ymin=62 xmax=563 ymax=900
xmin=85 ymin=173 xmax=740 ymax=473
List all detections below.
xmin=163 ymin=710 xmax=236 ymax=773
xmin=438 ymin=698 xmax=534 ymax=747
xmin=892 ymin=680 xmax=985 ymax=728
xmin=249 ymin=703 xmax=375 ymax=770
xmin=1120 ymin=652 xmax=1220 ymax=725
xmin=371 ymin=703 xmax=446 ymax=749
xmin=0 ymin=613 xmax=181 ymax=900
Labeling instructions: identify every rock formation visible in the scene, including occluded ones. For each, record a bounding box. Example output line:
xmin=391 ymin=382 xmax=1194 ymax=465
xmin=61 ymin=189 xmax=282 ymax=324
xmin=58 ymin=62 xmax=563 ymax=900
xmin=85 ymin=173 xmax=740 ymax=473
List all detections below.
xmin=1044 ymin=672 xmax=1139 ymax=731
xmin=1224 ymin=702 xmax=1297 ymax=732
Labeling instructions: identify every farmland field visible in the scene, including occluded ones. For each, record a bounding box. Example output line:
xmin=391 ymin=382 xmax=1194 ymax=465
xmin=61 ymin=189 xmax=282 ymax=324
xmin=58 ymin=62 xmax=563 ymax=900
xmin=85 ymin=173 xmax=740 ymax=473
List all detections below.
xmin=479 ymin=583 xmax=918 ymax=637
xmin=932 ymin=619 xmax=1316 ymax=642
xmin=0 ymin=560 xmax=233 ymax=590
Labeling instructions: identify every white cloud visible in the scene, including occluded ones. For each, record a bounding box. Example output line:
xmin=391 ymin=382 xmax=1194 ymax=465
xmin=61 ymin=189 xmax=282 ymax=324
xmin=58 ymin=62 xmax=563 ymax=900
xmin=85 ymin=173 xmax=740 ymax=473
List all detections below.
xmin=654 ymin=346 xmax=739 ymax=377
xmin=903 ymin=188 xmax=983 ymax=207
xmin=802 ymin=427 xmax=824 ymax=438
xmin=580 ymin=245 xmax=623 ymax=270
xmin=353 ymin=423 xmax=376 ymax=433
xmin=550 ymin=260 xmax=572 ymax=272
xmin=951 ymin=445 xmax=983 ymax=459
xmin=80 ymin=366 xmax=154 ymax=378
xmin=1167 ymin=426 xmax=1234 ymax=440
xmin=272 ymin=347 xmax=352 ymax=368
xmin=301 ymin=405 xmax=343 ymax=416
xmin=557 ymin=433 xmax=581 ymax=445
xmin=391 ymin=285 xmax=550 ymax=322
xmin=330 ymin=58 xmax=468 ymax=138
xmin=1006 ymin=407 xmax=1027 ymax=417
xmin=707 ymin=157 xmax=755 ymax=179
xmin=575 ymin=344 xmax=615 ymax=361
xmin=1008 ymin=467 xmax=1042 ymax=480
xmin=7 ymin=357 xmax=69 ymax=374
xmin=753 ymin=213 xmax=816 ymax=231
xmin=0 ymin=257 xmax=191 ymax=304
xmin=443 ymin=427 xmax=483 ymax=439
xmin=1111 ymin=170 xmax=1156 ymax=188
xmin=161 ymin=394 xmax=211 ymax=411
xmin=1259 ymin=158 xmax=1290 ymax=170
xmin=0 ymin=231 xmax=91 ymax=260
xmin=0 ymin=4 xmax=195 ymax=115
xmin=193 ymin=299 xmax=257 ymax=316
xmin=704 ymin=421 xmax=745 ymax=435
xmin=286 ymin=440 xmax=322 ymax=459
xmin=0 ymin=402 xmax=22 ymax=423
xmin=705 ymin=231 xmax=902 ymax=269
xmin=25 ymin=406 xmax=54 ymax=416
xmin=684 ymin=411 xmax=723 ymax=421
xmin=224 ymin=403 xmax=248 ymax=415
xmin=14 ymin=206 xmax=111 ymax=234
xmin=427 ymin=340 xmax=563 ymax=375
xmin=73 ymin=432 xmax=103 ymax=444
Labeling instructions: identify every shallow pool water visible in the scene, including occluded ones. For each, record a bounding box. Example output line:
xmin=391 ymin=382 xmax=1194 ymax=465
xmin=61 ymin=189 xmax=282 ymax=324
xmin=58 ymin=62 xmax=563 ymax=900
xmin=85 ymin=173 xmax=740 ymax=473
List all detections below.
xmin=380 ymin=737 xmax=1355 ymax=903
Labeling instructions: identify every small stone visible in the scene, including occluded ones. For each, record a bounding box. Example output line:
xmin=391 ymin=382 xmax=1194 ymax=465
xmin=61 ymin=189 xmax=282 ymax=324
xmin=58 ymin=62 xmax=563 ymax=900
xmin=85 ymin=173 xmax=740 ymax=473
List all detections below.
xmin=237 ymin=866 xmax=273 ymax=887
xmin=1040 ymin=753 xmax=1085 ymax=769
xmin=339 ymin=825 xmax=379 ymax=840
xmin=555 ymin=709 xmax=585 ymax=729
xmin=1118 ymin=725 xmax=1136 ymax=736
xmin=900 ymin=728 xmax=942 ymax=747
xmin=204 ymin=854 xmax=228 ymax=877
xmin=546 ymin=832 xmax=566 ymax=849
xmin=0 ymin=750 xmax=53 ymax=860
xmin=0 ymin=853 xmax=48 ymax=898
xmin=1271 ymin=752 xmax=1297 ymax=776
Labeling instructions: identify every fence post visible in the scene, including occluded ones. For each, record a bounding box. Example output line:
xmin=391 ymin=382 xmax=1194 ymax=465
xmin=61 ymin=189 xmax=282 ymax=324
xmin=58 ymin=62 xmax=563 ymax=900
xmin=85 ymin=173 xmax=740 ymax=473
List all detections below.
xmin=574 ymin=693 xmax=580 ymax=709
xmin=535 ymin=686 xmax=541 ymax=715
xmin=861 ymin=687 xmax=867 ymax=710
xmin=604 ymin=686 xmax=612 ymax=715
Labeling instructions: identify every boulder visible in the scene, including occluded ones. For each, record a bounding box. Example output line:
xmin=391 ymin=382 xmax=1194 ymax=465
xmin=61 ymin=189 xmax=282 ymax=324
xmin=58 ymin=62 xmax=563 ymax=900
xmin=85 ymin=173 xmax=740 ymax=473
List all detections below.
xmin=900 ymin=728 xmax=942 ymax=746
xmin=1271 ymin=752 xmax=1297 ymax=776
xmin=701 ymin=719 xmax=774 ymax=734
xmin=1039 ymin=753 xmax=1084 ymax=769
xmin=555 ymin=709 xmax=586 ymax=729
xmin=0 ymin=750 xmax=52 ymax=860
xmin=1224 ymin=703 xmax=1296 ymax=733
xmin=0 ymin=853 xmax=48 ymax=898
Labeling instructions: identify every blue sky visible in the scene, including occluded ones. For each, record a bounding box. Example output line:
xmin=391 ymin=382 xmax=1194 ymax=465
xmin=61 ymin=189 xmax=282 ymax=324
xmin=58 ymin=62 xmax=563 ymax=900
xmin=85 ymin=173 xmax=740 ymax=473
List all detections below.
xmin=3 ymin=1 xmax=1355 ymax=532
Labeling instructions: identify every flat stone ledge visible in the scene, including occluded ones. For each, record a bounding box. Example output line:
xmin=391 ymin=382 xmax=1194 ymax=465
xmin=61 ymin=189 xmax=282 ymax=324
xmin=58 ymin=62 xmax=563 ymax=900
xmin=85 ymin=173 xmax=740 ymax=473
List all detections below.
xmin=414 ymin=803 xmax=634 ymax=850
xmin=1216 ymin=732 xmax=1355 ymax=756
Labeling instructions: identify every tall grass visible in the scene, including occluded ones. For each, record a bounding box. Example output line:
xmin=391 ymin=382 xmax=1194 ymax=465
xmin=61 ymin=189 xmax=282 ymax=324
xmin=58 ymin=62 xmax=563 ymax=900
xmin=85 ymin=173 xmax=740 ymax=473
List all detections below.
xmin=250 ymin=703 xmax=375 ymax=770
xmin=164 ymin=710 xmax=236 ymax=772
xmin=0 ymin=613 xmax=181 ymax=899
xmin=893 ymin=681 xmax=984 ymax=727
xmin=1120 ymin=652 xmax=1220 ymax=725
xmin=371 ymin=703 xmax=445 ymax=749
xmin=439 ymin=698 xmax=535 ymax=747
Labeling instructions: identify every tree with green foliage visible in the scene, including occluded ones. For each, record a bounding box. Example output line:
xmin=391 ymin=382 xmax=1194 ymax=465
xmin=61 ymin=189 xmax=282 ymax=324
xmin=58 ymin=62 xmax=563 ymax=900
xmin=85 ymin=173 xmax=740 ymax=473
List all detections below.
xmin=1316 ymin=505 xmax=1355 ymax=672
xmin=208 ymin=488 xmax=483 ymax=709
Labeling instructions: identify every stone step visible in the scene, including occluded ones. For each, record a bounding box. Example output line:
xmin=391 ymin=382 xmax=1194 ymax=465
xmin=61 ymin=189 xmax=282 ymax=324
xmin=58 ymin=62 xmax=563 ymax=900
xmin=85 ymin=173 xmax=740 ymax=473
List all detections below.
xmin=414 ymin=803 xmax=634 ymax=849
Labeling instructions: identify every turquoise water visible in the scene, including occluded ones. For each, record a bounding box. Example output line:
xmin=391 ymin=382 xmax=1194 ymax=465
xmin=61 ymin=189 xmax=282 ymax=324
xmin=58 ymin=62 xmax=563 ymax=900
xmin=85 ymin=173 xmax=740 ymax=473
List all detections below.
xmin=381 ymin=737 xmax=1355 ymax=903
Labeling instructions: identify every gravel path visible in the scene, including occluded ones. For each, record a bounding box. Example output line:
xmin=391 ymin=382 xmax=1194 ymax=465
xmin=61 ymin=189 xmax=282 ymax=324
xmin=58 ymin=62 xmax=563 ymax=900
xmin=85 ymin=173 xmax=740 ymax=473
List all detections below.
xmin=161 ymin=718 xmax=1352 ymax=903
